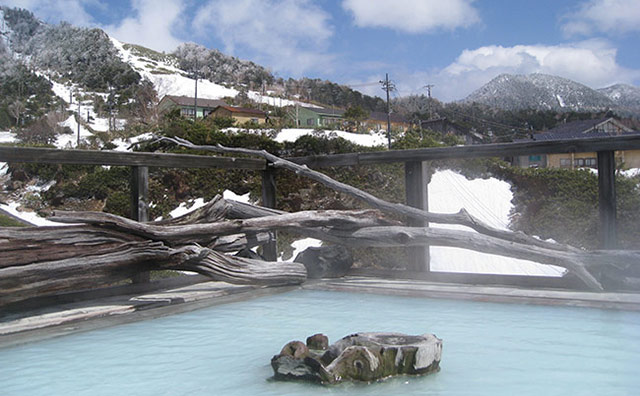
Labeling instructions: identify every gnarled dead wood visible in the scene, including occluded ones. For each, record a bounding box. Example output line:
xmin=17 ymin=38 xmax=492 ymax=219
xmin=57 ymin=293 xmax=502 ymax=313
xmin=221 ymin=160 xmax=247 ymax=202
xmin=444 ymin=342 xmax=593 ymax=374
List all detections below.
xmin=165 ymin=247 xmax=307 ymax=286
xmin=158 ymin=136 xmax=580 ymax=254
xmin=49 ymin=209 xmax=394 ymax=247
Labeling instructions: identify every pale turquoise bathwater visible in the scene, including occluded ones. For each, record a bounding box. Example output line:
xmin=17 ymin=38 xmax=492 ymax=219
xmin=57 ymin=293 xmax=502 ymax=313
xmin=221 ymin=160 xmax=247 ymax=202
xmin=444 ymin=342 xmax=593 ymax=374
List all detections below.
xmin=1 ymin=290 xmax=639 ymax=396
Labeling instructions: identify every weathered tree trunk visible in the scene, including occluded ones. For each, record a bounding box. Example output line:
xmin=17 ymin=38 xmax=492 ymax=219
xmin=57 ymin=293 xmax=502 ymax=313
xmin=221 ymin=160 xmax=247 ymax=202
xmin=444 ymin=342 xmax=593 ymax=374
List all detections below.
xmin=3 ymin=138 xmax=640 ymax=304
xmin=154 ymin=138 xmax=640 ymax=291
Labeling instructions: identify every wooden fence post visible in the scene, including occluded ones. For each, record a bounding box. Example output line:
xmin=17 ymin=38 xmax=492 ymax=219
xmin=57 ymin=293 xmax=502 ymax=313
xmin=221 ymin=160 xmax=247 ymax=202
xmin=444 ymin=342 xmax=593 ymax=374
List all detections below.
xmin=597 ymin=151 xmax=617 ymax=249
xmin=404 ymin=161 xmax=430 ymax=271
xmin=131 ymin=166 xmax=150 ymax=283
xmin=261 ymin=166 xmax=278 ymax=261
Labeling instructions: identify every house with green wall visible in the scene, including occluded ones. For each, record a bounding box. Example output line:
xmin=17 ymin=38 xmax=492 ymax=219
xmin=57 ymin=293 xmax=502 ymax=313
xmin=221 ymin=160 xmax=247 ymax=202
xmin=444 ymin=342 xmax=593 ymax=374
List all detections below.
xmin=158 ymin=95 xmax=227 ymax=119
xmin=295 ymin=106 xmax=345 ymax=128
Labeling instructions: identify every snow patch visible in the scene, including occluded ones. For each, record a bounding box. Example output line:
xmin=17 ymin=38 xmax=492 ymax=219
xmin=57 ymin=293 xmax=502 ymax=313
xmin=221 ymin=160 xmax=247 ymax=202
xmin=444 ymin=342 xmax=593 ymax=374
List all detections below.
xmin=223 ymin=190 xmax=251 ymax=204
xmin=56 ymin=115 xmax=93 ymax=148
xmin=0 ymin=202 xmax=60 ymax=226
xmin=621 ymin=168 xmax=640 ymax=177
xmin=0 ymin=131 xmax=17 ymax=143
xmin=111 ymin=132 xmax=155 ymax=152
xmin=275 ymin=128 xmax=387 ymax=147
xmin=429 ymin=170 xmax=565 ymax=276
xmin=282 ymin=238 xmax=322 ymax=262
xmin=168 ymin=198 xmax=207 ymax=218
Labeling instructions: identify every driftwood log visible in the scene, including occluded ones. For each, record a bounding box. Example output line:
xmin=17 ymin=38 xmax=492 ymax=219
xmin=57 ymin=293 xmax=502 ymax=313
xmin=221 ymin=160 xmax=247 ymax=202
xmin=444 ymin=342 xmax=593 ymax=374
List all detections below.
xmin=0 ymin=197 xmax=398 ymax=306
xmin=2 ymin=138 xmax=640 ymax=305
xmin=156 ymin=137 xmax=640 ymax=291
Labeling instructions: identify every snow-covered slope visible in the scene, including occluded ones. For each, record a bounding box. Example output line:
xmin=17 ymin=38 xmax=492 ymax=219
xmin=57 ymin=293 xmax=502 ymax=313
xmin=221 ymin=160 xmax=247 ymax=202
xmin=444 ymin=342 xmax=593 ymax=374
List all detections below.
xmin=598 ymin=84 xmax=640 ymax=111
xmin=463 ymin=73 xmax=620 ymax=113
xmin=110 ymin=38 xmax=300 ymax=108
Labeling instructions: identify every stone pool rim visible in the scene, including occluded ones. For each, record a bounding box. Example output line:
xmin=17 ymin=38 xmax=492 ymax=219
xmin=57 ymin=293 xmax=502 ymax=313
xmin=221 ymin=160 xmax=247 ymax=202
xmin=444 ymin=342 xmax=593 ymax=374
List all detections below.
xmin=2 ymin=275 xmax=640 ymax=349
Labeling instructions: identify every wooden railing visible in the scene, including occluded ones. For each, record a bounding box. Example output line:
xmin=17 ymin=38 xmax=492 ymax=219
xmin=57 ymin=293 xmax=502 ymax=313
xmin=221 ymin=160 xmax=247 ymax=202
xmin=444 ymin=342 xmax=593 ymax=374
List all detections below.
xmin=2 ymin=133 xmax=639 ymax=288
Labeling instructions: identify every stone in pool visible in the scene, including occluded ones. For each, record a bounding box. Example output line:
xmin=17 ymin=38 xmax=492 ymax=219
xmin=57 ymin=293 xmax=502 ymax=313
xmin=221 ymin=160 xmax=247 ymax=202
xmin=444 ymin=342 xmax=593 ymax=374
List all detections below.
xmin=271 ymin=332 xmax=442 ymax=384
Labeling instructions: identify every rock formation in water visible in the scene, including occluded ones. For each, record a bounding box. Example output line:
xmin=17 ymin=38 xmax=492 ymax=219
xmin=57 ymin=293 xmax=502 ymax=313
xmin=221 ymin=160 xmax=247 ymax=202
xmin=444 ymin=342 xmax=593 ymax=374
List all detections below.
xmin=271 ymin=332 xmax=442 ymax=384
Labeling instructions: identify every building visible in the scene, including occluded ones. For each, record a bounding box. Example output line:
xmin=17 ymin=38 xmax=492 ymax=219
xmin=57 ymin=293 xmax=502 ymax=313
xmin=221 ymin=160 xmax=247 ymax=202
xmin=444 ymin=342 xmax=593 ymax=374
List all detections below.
xmin=158 ymin=95 xmax=227 ymax=119
xmin=514 ymin=118 xmax=640 ymax=169
xmin=210 ymin=105 xmax=267 ymax=125
xmin=295 ymin=106 xmax=345 ymax=128
xmin=420 ymin=117 xmax=485 ymax=145
xmin=364 ymin=111 xmax=411 ymax=132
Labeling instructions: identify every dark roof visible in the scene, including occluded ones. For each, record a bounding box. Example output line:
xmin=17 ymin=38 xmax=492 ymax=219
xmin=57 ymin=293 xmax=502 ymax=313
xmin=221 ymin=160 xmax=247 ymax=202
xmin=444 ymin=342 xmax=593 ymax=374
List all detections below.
xmin=301 ymin=106 xmax=345 ymax=116
xmin=529 ymin=118 xmax=639 ymax=141
xmin=215 ymin=105 xmax=266 ymax=116
xmin=162 ymin=95 xmax=227 ymax=109
xmin=368 ymin=111 xmax=409 ymax=123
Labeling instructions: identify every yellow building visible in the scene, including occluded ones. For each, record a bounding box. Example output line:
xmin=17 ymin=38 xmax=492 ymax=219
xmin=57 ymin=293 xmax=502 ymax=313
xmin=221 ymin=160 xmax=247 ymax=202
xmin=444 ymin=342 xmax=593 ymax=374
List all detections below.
xmin=515 ymin=118 xmax=640 ymax=169
xmin=210 ymin=105 xmax=267 ymax=125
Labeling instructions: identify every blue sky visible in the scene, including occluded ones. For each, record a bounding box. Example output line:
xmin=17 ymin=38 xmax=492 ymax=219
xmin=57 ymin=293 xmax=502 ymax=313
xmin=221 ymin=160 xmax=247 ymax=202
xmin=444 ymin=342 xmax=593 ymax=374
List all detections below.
xmin=4 ymin=0 xmax=640 ymax=101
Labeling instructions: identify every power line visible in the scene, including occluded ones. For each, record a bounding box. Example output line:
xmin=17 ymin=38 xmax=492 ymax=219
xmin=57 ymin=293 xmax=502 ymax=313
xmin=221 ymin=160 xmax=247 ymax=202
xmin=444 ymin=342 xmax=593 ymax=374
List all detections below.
xmin=442 ymin=107 xmax=532 ymax=139
xmin=347 ymin=81 xmax=381 ymax=88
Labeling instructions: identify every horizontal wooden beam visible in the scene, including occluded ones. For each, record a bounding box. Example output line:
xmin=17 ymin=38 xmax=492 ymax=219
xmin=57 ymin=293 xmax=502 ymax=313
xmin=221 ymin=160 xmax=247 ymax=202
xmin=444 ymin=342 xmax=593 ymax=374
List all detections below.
xmin=0 ymin=147 xmax=266 ymax=170
xmin=290 ymin=135 xmax=640 ymax=168
xmin=348 ymin=268 xmax=587 ymax=290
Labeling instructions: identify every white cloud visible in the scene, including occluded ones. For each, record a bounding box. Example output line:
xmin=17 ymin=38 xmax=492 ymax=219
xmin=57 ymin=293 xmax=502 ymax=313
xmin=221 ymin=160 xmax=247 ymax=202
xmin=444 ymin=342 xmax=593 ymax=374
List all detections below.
xmin=341 ymin=0 xmax=480 ymax=33
xmin=193 ymin=0 xmax=334 ymax=77
xmin=2 ymin=0 xmax=97 ymax=26
xmin=562 ymin=0 xmax=640 ymax=36
xmin=101 ymin=0 xmax=184 ymax=52
xmin=387 ymin=41 xmax=640 ymax=102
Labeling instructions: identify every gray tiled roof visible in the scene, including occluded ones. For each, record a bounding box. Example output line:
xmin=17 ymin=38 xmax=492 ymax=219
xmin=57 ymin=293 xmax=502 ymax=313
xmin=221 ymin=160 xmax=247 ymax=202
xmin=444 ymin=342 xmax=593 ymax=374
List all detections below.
xmin=528 ymin=118 xmax=640 ymax=141
xmin=163 ymin=95 xmax=227 ymax=109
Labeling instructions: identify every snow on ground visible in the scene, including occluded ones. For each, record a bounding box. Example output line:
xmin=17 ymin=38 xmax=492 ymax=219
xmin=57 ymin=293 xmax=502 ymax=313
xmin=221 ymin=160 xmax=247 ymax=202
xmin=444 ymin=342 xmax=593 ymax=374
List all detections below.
xmin=111 ymin=132 xmax=155 ymax=152
xmin=275 ymin=128 xmax=387 ymax=147
xmin=621 ymin=168 xmax=640 ymax=177
xmin=38 ymin=72 xmax=123 ymax=134
xmin=0 ymin=131 xmax=16 ymax=143
xmin=168 ymin=198 xmax=207 ymax=218
xmin=223 ymin=190 xmax=251 ymax=203
xmin=0 ymin=202 xmax=60 ymax=226
xmin=284 ymin=238 xmax=323 ymax=262
xmin=110 ymin=37 xmax=238 ymax=101
xmin=110 ymin=37 xmax=312 ymax=108
xmin=56 ymin=115 xmax=94 ymax=148
xmin=0 ymin=131 xmax=17 ymax=176
xmin=428 ymin=169 xmax=565 ymax=276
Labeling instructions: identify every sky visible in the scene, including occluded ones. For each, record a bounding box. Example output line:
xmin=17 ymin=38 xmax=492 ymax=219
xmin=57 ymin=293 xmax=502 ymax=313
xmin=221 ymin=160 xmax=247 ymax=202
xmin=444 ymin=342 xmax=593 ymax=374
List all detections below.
xmin=3 ymin=0 xmax=640 ymax=101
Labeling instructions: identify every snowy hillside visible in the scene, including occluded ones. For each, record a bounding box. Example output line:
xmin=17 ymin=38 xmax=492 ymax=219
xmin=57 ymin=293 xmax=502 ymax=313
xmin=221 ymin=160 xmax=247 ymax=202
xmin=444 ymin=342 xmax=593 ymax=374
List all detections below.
xmin=109 ymin=38 xmax=302 ymax=108
xmin=461 ymin=73 xmax=640 ymax=116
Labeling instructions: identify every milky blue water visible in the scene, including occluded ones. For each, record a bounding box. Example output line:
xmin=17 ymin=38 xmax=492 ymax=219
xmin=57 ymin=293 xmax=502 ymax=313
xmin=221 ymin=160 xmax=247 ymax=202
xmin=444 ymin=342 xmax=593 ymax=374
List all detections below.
xmin=1 ymin=290 xmax=639 ymax=396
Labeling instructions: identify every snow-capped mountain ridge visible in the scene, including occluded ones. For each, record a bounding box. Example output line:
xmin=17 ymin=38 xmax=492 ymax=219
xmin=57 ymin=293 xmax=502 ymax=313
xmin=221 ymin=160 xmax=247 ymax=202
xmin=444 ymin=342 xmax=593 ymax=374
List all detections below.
xmin=463 ymin=73 xmax=640 ymax=115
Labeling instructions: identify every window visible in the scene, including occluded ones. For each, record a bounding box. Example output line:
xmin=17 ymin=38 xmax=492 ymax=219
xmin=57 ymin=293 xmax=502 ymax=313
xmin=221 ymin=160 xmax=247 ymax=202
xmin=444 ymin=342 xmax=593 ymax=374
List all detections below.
xmin=529 ymin=155 xmax=542 ymax=162
xmin=181 ymin=108 xmax=195 ymax=116
xmin=559 ymin=158 xmax=571 ymax=168
xmin=585 ymin=158 xmax=597 ymax=168
xmin=306 ymin=118 xmax=315 ymax=126
xmin=574 ymin=158 xmax=585 ymax=167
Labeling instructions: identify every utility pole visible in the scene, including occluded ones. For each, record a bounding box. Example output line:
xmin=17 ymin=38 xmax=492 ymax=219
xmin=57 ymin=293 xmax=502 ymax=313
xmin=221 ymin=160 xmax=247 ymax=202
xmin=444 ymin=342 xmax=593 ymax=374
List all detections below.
xmin=379 ymin=73 xmax=395 ymax=149
xmin=77 ymin=93 xmax=81 ymax=147
xmin=193 ymin=58 xmax=198 ymax=120
xmin=424 ymin=84 xmax=435 ymax=119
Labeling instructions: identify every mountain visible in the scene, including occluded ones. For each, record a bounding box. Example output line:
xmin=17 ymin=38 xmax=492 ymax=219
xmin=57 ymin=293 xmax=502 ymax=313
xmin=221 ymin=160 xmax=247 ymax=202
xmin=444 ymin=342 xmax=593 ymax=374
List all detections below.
xmin=462 ymin=73 xmax=622 ymax=113
xmin=0 ymin=5 xmax=385 ymax=133
xmin=597 ymin=84 xmax=640 ymax=111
